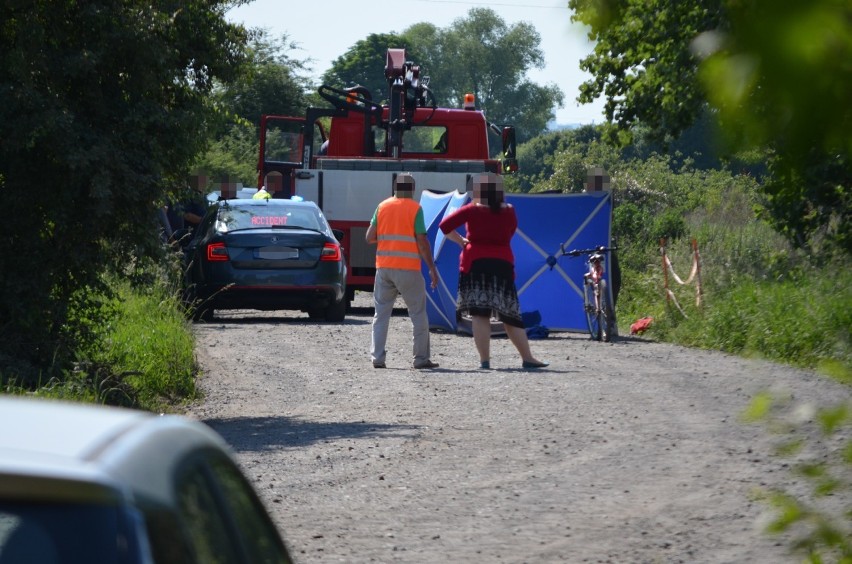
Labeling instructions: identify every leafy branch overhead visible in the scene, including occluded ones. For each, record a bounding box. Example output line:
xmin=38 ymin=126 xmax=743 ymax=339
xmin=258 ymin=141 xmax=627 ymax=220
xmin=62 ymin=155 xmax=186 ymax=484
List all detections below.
xmin=0 ymin=1 xmax=250 ymax=376
xmin=568 ymin=0 xmax=851 ymax=255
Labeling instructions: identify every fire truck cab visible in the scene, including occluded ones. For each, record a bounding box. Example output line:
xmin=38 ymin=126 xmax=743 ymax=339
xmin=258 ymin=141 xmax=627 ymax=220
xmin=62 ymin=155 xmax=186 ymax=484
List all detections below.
xmin=258 ymin=48 xmax=518 ymax=303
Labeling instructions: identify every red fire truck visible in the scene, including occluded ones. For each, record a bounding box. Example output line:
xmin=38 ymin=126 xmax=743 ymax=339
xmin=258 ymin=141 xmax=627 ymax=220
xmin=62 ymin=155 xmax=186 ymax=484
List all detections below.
xmin=257 ymin=48 xmax=518 ymax=304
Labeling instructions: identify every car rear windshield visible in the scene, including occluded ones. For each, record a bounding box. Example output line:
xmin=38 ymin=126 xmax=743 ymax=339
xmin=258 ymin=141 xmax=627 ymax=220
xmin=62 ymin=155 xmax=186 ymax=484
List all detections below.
xmin=215 ymin=205 xmax=323 ymax=233
xmin=0 ymin=501 xmax=148 ymax=564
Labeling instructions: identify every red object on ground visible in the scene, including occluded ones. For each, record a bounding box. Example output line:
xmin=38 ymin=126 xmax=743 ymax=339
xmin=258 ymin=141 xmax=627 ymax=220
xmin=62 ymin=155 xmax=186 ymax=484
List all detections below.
xmin=630 ymin=317 xmax=654 ymax=335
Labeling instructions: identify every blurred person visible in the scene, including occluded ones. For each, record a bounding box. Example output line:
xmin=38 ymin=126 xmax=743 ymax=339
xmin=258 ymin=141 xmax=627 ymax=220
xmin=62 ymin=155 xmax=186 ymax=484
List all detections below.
xmin=253 ymin=185 xmax=271 ymax=200
xmin=218 ymin=175 xmax=236 ymax=200
xmin=366 ymin=173 xmax=439 ymax=370
xmin=439 ymin=172 xmax=548 ymax=370
xmin=168 ymin=172 xmax=209 ymax=233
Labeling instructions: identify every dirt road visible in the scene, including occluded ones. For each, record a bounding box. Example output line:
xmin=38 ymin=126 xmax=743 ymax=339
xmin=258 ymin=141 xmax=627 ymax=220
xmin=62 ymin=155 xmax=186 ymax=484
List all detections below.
xmin=185 ymin=293 xmax=849 ymax=563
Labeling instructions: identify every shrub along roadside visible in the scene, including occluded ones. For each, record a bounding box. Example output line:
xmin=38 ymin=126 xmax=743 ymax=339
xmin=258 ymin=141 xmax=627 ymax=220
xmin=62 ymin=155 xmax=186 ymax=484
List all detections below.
xmin=86 ymin=280 xmax=198 ymax=410
xmin=2 ymin=277 xmax=197 ymax=413
xmin=617 ymin=254 xmax=852 ymax=385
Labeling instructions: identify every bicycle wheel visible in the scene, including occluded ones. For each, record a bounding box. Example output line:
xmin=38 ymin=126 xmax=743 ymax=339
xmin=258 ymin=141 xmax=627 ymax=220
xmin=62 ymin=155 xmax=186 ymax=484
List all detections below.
xmin=598 ymin=279 xmax=615 ymax=342
xmin=583 ymin=281 xmax=602 ymax=341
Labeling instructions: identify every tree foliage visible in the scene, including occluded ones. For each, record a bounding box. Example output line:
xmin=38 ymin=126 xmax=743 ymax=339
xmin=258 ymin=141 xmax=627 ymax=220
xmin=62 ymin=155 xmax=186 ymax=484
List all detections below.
xmin=420 ymin=8 xmax=563 ymax=143
xmin=192 ymin=123 xmax=259 ymax=187
xmin=0 ymin=1 xmax=249 ymax=379
xmin=218 ymin=32 xmax=312 ymax=129
xmin=569 ymin=0 xmax=851 ymax=256
xmin=514 ymin=126 xmax=602 ymax=192
xmin=322 ymin=9 xmax=564 ymax=144
xmin=568 ymin=0 xmax=724 ymax=146
xmin=197 ymin=32 xmax=313 ymax=186
xmin=695 ymin=0 xmax=852 ymax=254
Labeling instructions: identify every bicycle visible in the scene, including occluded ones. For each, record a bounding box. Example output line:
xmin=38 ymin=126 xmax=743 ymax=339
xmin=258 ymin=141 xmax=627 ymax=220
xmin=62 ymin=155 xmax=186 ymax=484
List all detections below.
xmin=560 ymin=245 xmax=617 ymax=342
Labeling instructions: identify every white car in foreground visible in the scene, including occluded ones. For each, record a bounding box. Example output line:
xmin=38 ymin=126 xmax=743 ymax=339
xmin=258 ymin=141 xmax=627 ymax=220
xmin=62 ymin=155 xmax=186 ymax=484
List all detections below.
xmin=0 ymin=397 xmax=292 ymax=563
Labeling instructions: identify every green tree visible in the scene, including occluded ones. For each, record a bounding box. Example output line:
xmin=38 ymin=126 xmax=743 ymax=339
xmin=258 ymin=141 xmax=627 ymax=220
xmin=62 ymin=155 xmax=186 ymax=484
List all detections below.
xmin=694 ymin=0 xmax=852 ymax=254
xmin=196 ymin=32 xmax=314 ymax=187
xmin=322 ymin=9 xmax=563 ymax=144
xmin=569 ymin=0 xmax=851 ymax=256
xmin=515 ymin=125 xmax=602 ymax=192
xmin=401 ymin=22 xmax=446 ymax=97
xmin=0 ymin=1 xmax=248 ymax=380
xmin=568 ymin=0 xmax=724 ymax=146
xmin=535 ymin=137 xmax=622 ymax=194
xmin=428 ymin=8 xmax=563 ymax=143
xmin=192 ymin=123 xmax=258 ymax=187
xmin=218 ymin=32 xmax=312 ymax=128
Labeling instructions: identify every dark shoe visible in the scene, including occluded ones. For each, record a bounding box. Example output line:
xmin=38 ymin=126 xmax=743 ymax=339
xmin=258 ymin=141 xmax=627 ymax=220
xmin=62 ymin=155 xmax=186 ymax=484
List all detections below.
xmin=522 ymin=360 xmax=549 ymax=369
xmin=480 ymin=360 xmax=490 ymax=369
xmin=373 ymin=361 xmax=386 ymax=369
xmin=414 ymin=360 xmax=439 ymax=369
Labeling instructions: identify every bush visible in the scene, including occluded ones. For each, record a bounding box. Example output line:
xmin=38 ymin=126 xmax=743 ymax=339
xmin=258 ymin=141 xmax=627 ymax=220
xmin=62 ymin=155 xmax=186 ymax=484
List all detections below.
xmin=630 ymin=257 xmax=851 ymax=382
xmin=86 ymin=280 xmax=198 ymax=410
xmin=3 ymin=261 xmax=198 ymax=412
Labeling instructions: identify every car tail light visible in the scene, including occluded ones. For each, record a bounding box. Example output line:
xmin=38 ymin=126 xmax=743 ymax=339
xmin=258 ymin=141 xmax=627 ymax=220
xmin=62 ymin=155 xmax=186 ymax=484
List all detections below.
xmin=206 ymin=242 xmax=229 ymax=262
xmin=320 ymin=242 xmax=341 ymax=261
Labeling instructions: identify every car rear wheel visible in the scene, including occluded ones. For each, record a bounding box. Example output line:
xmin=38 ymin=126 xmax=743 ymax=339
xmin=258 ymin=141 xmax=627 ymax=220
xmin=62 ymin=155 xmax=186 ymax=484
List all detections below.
xmin=324 ymin=296 xmax=347 ymax=322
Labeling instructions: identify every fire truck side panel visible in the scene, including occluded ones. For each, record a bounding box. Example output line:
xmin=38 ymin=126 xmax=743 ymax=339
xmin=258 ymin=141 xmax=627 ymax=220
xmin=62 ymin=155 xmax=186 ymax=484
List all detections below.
xmin=448 ymin=122 xmax=490 ymax=159
xmin=328 ymin=120 xmax=366 ymax=156
xmin=327 ymin=108 xmax=490 ymax=159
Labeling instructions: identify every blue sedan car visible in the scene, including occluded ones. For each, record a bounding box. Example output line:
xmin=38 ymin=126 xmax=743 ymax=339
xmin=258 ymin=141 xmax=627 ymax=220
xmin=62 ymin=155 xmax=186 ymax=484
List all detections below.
xmin=180 ymin=198 xmax=347 ymax=322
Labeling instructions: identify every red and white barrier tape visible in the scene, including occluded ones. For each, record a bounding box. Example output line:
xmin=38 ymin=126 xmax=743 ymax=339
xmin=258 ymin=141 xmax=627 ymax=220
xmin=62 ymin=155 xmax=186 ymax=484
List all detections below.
xmin=664 ymin=254 xmax=698 ymax=286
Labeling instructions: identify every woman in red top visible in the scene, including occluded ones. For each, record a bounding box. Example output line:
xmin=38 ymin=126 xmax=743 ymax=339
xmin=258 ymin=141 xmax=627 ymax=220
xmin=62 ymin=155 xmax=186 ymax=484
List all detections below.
xmin=439 ymin=173 xmax=548 ymax=370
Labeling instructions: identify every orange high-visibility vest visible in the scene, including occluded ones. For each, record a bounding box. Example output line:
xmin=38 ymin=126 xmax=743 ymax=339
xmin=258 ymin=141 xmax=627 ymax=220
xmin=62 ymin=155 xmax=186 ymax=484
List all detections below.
xmin=376 ymin=198 xmax=421 ymax=271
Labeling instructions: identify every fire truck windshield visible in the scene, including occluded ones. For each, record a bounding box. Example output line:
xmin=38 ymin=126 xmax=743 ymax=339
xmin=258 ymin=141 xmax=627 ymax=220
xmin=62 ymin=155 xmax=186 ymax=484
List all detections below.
xmin=372 ymin=125 xmax=447 ymax=154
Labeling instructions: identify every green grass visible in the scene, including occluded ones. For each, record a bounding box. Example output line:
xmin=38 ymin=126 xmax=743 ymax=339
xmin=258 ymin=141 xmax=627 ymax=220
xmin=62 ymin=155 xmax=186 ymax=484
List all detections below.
xmin=87 ymin=281 xmax=198 ymax=410
xmin=616 ymin=237 xmax=851 ymax=384
xmin=4 ymin=274 xmax=198 ymax=413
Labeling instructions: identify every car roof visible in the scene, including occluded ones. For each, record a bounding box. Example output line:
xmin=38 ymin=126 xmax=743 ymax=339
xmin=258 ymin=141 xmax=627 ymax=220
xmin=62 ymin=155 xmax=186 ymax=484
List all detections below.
xmin=216 ymin=198 xmax=319 ymax=210
xmin=0 ymin=397 xmax=231 ymax=506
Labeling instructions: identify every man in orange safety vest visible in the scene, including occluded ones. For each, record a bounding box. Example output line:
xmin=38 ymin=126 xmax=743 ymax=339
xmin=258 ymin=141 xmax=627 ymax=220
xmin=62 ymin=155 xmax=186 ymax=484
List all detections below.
xmin=366 ymin=173 xmax=439 ymax=369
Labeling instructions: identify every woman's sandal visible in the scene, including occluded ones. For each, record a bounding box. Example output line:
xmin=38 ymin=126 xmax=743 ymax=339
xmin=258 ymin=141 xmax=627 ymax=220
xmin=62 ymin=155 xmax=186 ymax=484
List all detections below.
xmin=522 ymin=360 xmax=549 ymax=369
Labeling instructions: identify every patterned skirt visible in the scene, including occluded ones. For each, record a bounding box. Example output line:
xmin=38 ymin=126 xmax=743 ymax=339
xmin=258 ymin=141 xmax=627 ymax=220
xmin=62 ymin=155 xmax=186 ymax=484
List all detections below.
xmin=457 ymin=258 xmax=524 ymax=328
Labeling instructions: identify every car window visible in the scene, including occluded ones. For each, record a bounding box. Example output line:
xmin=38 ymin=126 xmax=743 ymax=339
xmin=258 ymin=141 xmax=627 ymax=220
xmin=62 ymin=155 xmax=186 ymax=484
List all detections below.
xmin=141 ymin=506 xmax=194 ymax=563
xmin=0 ymin=502 xmax=147 ymax=564
xmin=284 ymin=211 xmax=319 ymax=230
xmin=402 ymin=125 xmax=448 ymax=154
xmin=177 ymin=465 xmax=240 ymax=564
xmin=0 ymin=514 xmax=59 ymax=564
xmin=215 ymin=206 xmax=321 ymax=232
xmin=207 ymin=457 xmax=292 ymax=564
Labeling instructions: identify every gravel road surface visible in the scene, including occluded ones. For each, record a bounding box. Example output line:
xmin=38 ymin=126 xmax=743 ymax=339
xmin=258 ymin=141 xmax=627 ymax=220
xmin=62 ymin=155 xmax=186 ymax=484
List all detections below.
xmin=184 ymin=293 xmax=849 ymax=563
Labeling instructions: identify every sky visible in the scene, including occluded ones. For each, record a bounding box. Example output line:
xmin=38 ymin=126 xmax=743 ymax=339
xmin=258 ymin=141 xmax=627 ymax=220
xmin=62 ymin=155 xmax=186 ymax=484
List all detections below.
xmin=225 ymin=0 xmax=607 ymax=126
